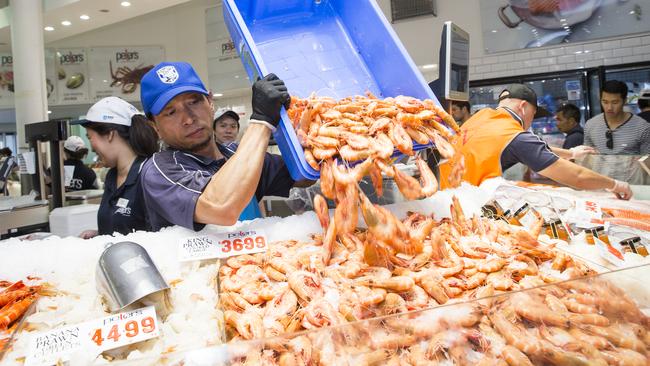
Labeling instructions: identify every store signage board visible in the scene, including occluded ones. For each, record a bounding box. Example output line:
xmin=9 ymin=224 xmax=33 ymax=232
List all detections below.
xmin=88 ymin=46 xmax=164 ymax=102
xmin=0 ymin=52 xmax=13 ymax=107
xmin=178 ymin=229 xmax=268 ymax=262
xmin=25 ymin=306 xmax=159 ymax=366
xmin=56 ymin=48 xmax=90 ymax=105
xmin=44 ymin=49 xmax=57 ymax=105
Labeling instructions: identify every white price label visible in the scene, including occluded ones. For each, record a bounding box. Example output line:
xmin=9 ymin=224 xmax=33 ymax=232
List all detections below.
xmin=178 ymin=230 xmax=268 ymax=262
xmin=25 ymin=323 xmax=85 ymax=366
xmin=594 ymin=237 xmax=625 ymax=268
xmin=178 ymin=235 xmax=218 ymax=262
xmin=575 ymin=199 xmax=602 ymax=220
xmin=86 ymin=306 xmax=159 ymax=352
xmin=25 ymin=306 xmax=159 ymax=366
xmin=518 ymin=211 xmax=538 ymax=230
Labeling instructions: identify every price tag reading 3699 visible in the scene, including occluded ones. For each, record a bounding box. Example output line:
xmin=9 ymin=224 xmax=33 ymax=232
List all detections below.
xmin=216 ymin=229 xmax=267 ymax=257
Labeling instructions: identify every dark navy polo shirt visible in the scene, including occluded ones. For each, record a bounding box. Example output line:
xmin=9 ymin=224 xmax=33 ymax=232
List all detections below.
xmin=97 ymin=157 xmax=150 ymax=235
xmin=65 ymin=159 xmax=98 ymax=191
xmin=140 ymin=144 xmax=294 ymax=232
xmin=562 ymin=125 xmax=584 ymax=150
xmin=499 ymin=107 xmax=559 ymax=173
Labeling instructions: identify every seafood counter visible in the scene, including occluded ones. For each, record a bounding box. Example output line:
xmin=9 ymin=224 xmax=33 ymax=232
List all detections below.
xmin=117 ymin=265 xmax=650 ymax=366
xmin=0 ymin=181 xmax=649 ymax=365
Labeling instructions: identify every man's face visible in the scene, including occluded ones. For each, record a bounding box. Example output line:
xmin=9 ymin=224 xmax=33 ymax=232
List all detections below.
xmin=451 ymin=105 xmax=465 ymax=122
xmin=554 ymin=111 xmax=575 ymax=133
xmin=152 ymin=92 xmax=214 ymax=152
xmin=214 ymin=117 xmax=239 ymax=144
xmin=601 ymin=91 xmax=625 ymax=118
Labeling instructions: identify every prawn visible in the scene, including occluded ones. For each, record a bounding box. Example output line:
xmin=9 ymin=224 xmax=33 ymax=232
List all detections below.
xmin=392 ymin=165 xmax=423 ymax=200
xmin=0 ymin=295 xmax=36 ymax=329
xmin=313 ymin=194 xmax=329 ymax=231
xmin=415 ymin=155 xmax=438 ymax=197
xmin=319 ymin=159 xmax=336 ymax=199
xmin=388 ymin=123 xmax=413 ymax=156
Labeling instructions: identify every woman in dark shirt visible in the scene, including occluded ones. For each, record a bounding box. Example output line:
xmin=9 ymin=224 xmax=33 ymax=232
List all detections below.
xmin=78 ymin=97 xmax=158 ymax=238
xmin=62 ymin=136 xmax=98 ymax=191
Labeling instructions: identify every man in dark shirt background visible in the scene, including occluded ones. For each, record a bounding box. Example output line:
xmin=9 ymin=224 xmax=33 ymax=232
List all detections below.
xmin=555 ymin=103 xmax=584 ymax=149
xmin=638 ymin=89 xmax=650 ymax=123
xmin=451 ymin=101 xmax=471 ymax=126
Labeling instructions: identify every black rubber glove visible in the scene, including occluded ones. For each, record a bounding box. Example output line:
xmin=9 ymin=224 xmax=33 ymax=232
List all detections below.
xmin=250 ymin=73 xmax=291 ymax=127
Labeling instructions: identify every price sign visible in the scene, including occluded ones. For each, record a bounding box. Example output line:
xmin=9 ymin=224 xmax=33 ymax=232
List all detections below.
xmin=178 ymin=230 xmax=268 ymax=262
xmin=575 ymin=199 xmax=602 ymax=220
xmin=87 ymin=306 xmax=159 ymax=352
xmin=25 ymin=324 xmax=85 ymax=366
xmin=215 ymin=229 xmax=267 ymax=256
xmin=25 ymin=306 xmax=159 ymax=366
xmin=594 ymin=237 xmax=625 ymax=267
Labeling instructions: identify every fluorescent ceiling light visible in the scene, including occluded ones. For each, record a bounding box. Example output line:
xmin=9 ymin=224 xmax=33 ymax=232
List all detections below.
xmin=121 ymin=1 xmax=131 ymax=7
xmin=80 ymin=15 xmax=90 ymax=20
xmin=44 ymin=26 xmax=55 ymax=31
xmin=421 ymin=64 xmax=437 ymax=69
xmin=61 ymin=20 xmax=71 ymax=26
xmin=213 ymin=93 xmax=224 ymax=97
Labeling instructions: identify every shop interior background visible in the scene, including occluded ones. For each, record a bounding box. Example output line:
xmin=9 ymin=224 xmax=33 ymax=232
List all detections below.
xmin=0 ymin=0 xmax=649 ymax=156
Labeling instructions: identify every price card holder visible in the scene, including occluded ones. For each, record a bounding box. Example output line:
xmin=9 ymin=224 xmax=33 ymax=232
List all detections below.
xmin=594 ymin=237 xmax=625 ymax=268
xmin=178 ymin=230 xmax=268 ymax=262
xmin=87 ymin=306 xmax=159 ymax=352
xmin=25 ymin=306 xmax=159 ymax=366
xmin=575 ymin=199 xmax=602 ymax=220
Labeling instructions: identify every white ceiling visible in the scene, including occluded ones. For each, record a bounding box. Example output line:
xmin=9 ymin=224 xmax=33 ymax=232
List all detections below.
xmin=0 ymin=0 xmax=192 ymax=49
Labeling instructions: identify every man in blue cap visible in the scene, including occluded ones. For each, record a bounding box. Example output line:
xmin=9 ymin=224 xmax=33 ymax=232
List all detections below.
xmin=139 ymin=62 xmax=295 ymax=231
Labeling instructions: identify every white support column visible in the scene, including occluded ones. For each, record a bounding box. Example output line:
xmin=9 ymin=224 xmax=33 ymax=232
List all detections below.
xmin=10 ymin=0 xmax=48 ymax=152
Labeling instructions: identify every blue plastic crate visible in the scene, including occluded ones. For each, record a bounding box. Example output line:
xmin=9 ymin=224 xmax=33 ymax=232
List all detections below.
xmin=223 ymin=0 xmax=444 ymax=181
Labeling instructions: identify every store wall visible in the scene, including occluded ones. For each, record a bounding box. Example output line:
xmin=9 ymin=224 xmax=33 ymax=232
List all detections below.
xmin=376 ymin=0 xmax=650 ymax=82
xmin=48 ymin=0 xmax=213 ymax=84
xmin=5 ymin=0 xmax=649 ymax=121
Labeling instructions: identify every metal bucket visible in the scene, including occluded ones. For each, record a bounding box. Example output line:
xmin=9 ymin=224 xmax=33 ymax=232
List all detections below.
xmin=96 ymin=241 xmax=171 ymax=314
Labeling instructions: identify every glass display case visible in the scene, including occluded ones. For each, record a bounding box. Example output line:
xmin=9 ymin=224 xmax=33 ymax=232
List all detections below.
xmin=470 ymin=70 xmax=591 ymax=149
xmin=112 ymin=263 xmax=650 ymax=366
xmin=603 ymin=63 xmax=650 ymax=115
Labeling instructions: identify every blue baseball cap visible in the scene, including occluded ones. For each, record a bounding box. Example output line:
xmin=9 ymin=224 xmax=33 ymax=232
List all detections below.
xmin=140 ymin=61 xmax=209 ymax=116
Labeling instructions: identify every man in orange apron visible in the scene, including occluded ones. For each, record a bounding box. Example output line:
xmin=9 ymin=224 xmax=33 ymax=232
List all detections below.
xmin=441 ymin=84 xmax=632 ymax=200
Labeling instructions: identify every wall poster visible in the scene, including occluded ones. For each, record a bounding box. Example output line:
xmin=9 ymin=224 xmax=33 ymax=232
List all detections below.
xmin=88 ymin=46 xmax=164 ymax=102
xmin=481 ymin=0 xmax=650 ymax=53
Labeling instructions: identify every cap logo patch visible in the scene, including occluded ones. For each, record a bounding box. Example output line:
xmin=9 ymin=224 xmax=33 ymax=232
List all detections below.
xmin=102 ymin=115 xmax=114 ymax=120
xmin=157 ymin=65 xmax=179 ymax=84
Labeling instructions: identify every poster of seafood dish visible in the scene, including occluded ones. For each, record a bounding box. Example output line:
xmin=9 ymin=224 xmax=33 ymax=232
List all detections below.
xmin=481 ymin=0 xmax=650 ymax=53
xmin=0 ymin=53 xmax=13 ymax=108
xmin=56 ymin=48 xmax=90 ymax=105
xmin=88 ymin=46 xmax=164 ymax=103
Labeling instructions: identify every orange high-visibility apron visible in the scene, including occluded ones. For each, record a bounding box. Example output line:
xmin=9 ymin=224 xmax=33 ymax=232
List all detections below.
xmin=440 ymin=108 xmax=524 ymax=188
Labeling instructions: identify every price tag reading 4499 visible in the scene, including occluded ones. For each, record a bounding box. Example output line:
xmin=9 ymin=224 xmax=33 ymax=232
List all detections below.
xmin=215 ymin=229 xmax=268 ymax=258
xmin=88 ymin=306 xmax=159 ymax=352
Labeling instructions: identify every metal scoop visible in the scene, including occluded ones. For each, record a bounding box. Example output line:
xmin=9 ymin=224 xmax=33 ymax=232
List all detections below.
xmin=96 ymin=241 xmax=171 ymax=316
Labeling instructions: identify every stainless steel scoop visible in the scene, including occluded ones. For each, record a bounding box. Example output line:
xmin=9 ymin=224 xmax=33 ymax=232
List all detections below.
xmin=96 ymin=241 xmax=171 ymax=315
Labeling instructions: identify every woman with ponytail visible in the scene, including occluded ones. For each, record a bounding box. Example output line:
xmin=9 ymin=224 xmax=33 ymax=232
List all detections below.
xmin=76 ymin=97 xmax=159 ymax=238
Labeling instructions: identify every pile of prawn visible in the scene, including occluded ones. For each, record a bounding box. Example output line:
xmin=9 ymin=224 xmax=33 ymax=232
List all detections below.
xmin=227 ymin=272 xmax=650 ymax=366
xmin=214 ymin=197 xmax=646 ymax=364
xmin=0 ymin=278 xmax=53 ymax=353
xmin=287 ymin=93 xmax=465 ymax=190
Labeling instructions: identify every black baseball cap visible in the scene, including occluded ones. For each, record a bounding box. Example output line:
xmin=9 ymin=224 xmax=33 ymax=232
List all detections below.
xmin=213 ymin=110 xmax=240 ymax=128
xmin=499 ymin=84 xmax=537 ymax=107
xmin=498 ymin=84 xmax=550 ymax=118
